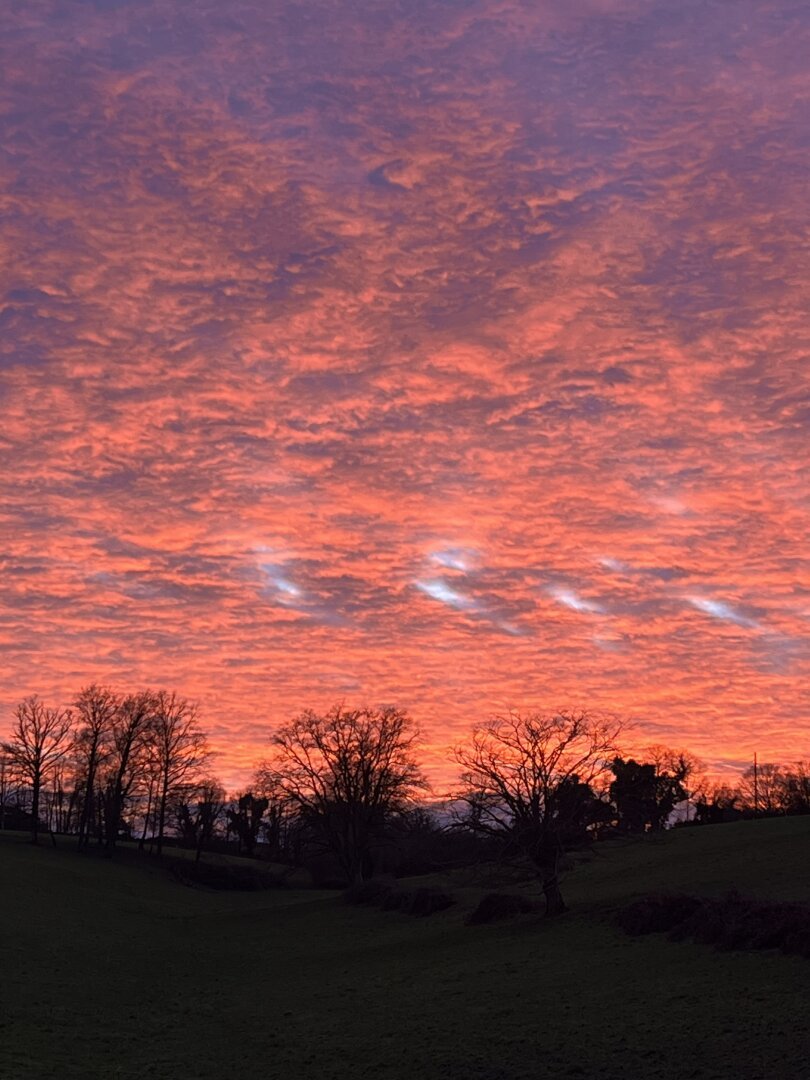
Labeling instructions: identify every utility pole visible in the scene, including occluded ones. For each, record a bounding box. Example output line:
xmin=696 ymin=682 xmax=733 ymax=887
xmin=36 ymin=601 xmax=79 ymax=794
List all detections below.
xmin=753 ymin=752 xmax=759 ymax=818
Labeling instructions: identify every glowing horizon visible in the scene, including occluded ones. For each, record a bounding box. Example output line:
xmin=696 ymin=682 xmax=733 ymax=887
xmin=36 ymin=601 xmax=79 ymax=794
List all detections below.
xmin=1 ymin=0 xmax=808 ymax=792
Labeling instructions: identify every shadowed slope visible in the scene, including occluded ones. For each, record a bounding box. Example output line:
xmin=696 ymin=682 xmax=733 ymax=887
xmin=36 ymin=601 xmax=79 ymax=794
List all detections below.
xmin=2 ymin=820 xmax=809 ymax=1080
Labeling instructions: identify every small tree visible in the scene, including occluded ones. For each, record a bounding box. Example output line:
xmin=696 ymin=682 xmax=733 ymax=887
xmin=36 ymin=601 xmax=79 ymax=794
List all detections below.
xmin=253 ymin=765 xmax=294 ymax=862
xmin=268 ymin=705 xmax=427 ymax=884
xmin=609 ymin=759 xmax=663 ymax=832
xmin=2 ymin=697 xmax=73 ymax=843
xmin=174 ymin=778 xmax=227 ymax=863
xmin=610 ymin=746 xmax=703 ymax=831
xmin=226 ymin=793 xmax=269 ymax=857
xmin=645 ymin=745 xmax=704 ymax=823
xmin=150 ymin=691 xmax=210 ymax=856
xmin=453 ymin=710 xmax=621 ymax=915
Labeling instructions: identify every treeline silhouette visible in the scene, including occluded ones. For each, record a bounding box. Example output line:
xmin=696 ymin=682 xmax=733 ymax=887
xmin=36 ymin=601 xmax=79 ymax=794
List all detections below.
xmin=2 ymin=687 xmax=807 ymax=913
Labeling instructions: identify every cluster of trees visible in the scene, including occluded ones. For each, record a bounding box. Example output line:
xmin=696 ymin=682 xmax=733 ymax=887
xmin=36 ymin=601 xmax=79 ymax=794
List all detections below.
xmin=451 ymin=713 xmax=708 ymax=914
xmin=2 ymin=692 xmax=806 ymax=914
xmin=0 ymin=687 xmax=209 ymax=853
xmin=695 ymin=761 xmax=810 ymax=823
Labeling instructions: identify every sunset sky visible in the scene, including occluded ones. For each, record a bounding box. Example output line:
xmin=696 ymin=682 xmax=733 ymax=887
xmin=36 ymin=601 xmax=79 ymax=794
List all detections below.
xmin=1 ymin=0 xmax=809 ymax=791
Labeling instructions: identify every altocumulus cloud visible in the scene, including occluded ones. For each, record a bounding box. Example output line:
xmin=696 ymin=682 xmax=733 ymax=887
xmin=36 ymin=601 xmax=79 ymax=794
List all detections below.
xmin=0 ymin=0 xmax=808 ymax=787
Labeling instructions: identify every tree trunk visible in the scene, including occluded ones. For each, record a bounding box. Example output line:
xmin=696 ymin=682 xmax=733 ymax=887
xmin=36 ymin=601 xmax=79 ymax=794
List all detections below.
xmin=156 ymin=777 xmax=168 ymax=857
xmin=339 ymin=839 xmax=362 ymax=886
xmin=361 ymin=848 xmax=374 ymax=881
xmin=31 ymin=775 xmax=41 ymax=845
xmin=139 ymin=782 xmax=154 ymax=851
xmin=541 ymin=867 xmax=567 ymax=917
xmin=104 ymin=790 xmax=118 ymax=855
xmin=535 ymin=841 xmax=567 ymax=917
xmin=78 ymin=766 xmax=97 ymax=851
xmin=107 ymin=744 xmax=132 ymax=854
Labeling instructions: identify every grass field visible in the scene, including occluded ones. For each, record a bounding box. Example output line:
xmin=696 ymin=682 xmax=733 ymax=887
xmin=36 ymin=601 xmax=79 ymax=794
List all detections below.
xmin=2 ymin=818 xmax=809 ymax=1080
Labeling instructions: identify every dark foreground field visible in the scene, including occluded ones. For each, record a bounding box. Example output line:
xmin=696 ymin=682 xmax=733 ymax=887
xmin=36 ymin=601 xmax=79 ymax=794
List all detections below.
xmin=2 ymin=819 xmax=810 ymax=1080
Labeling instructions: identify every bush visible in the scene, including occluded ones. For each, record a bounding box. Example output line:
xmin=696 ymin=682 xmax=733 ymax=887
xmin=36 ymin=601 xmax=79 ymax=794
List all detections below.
xmin=343 ymin=879 xmax=395 ymax=906
xmin=615 ymin=894 xmax=703 ymax=936
xmin=169 ymin=859 xmax=283 ymax=891
xmin=344 ymin=880 xmax=455 ymax=917
xmin=380 ymin=887 xmax=407 ymax=911
xmin=783 ymin=927 xmax=810 ymax=959
xmin=466 ymin=892 xmax=539 ymax=925
xmin=617 ymin=892 xmax=810 ymax=958
xmin=399 ymin=887 xmax=456 ymax=917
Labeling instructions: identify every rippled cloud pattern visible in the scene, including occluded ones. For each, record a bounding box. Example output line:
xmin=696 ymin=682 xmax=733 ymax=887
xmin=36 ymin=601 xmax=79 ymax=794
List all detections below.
xmin=2 ymin=0 xmax=809 ymax=786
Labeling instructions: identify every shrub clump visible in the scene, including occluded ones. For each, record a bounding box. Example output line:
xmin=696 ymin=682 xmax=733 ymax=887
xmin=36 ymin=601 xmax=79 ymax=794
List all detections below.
xmin=617 ymin=892 xmax=810 ymax=959
xmin=380 ymin=887 xmax=407 ymax=912
xmin=466 ymin=892 xmax=540 ymax=925
xmin=344 ymin=879 xmax=395 ymax=906
xmin=170 ymin=859 xmax=283 ymax=891
xmin=344 ymin=880 xmax=455 ymax=917
xmin=615 ymin=894 xmax=703 ymax=936
xmin=396 ymin=887 xmax=456 ymax=917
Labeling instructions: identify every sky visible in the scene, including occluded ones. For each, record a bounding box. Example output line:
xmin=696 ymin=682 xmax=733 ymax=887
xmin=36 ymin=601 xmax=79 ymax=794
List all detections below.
xmin=1 ymin=0 xmax=809 ymax=792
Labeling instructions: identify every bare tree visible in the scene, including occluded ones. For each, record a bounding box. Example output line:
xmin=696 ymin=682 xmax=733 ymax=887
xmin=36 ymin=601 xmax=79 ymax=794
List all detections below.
xmin=268 ymin=705 xmax=427 ymax=884
xmin=738 ymin=762 xmax=786 ymax=815
xmin=1 ymin=697 xmax=73 ymax=843
xmin=453 ymin=710 xmax=621 ymax=915
xmin=74 ymin=684 xmax=120 ymax=849
xmin=137 ymin=741 xmax=162 ymax=853
xmin=43 ymin=762 xmax=77 ymax=835
xmin=151 ymin=691 xmax=210 ymax=856
xmin=100 ymin=691 xmax=156 ymax=853
xmin=781 ymin=762 xmax=810 ymax=815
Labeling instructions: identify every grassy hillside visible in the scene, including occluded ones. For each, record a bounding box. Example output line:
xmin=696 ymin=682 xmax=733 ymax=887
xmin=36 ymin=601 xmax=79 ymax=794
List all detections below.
xmin=2 ymin=818 xmax=809 ymax=1080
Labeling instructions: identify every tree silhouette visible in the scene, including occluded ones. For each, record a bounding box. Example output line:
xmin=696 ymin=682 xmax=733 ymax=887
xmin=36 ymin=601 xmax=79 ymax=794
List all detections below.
xmin=1 ymin=697 xmax=73 ymax=843
xmin=252 ymin=765 xmax=294 ymax=861
xmin=454 ymin=710 xmax=621 ymax=915
xmin=175 ymin=778 xmax=227 ymax=863
xmin=610 ymin=747 xmax=702 ymax=832
xmin=645 ymin=745 xmax=704 ymax=822
xmin=0 ymin=751 xmax=20 ymax=830
xmin=693 ymin=782 xmax=742 ymax=824
xmin=151 ymin=691 xmax=210 ymax=856
xmin=100 ymin=691 xmax=156 ymax=853
xmin=739 ymin=762 xmax=787 ymax=815
xmin=609 ymin=758 xmax=661 ymax=832
xmin=781 ymin=762 xmax=810 ymax=815
xmin=226 ymin=792 xmax=269 ymax=856
xmin=74 ymin=684 xmax=119 ymax=850
xmin=268 ymin=705 xmax=426 ymax=884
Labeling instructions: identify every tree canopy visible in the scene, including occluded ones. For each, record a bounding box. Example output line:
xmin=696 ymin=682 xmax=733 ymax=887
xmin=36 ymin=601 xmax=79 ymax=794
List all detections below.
xmin=453 ymin=709 xmax=622 ymax=914
xmin=266 ymin=705 xmax=427 ymax=883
